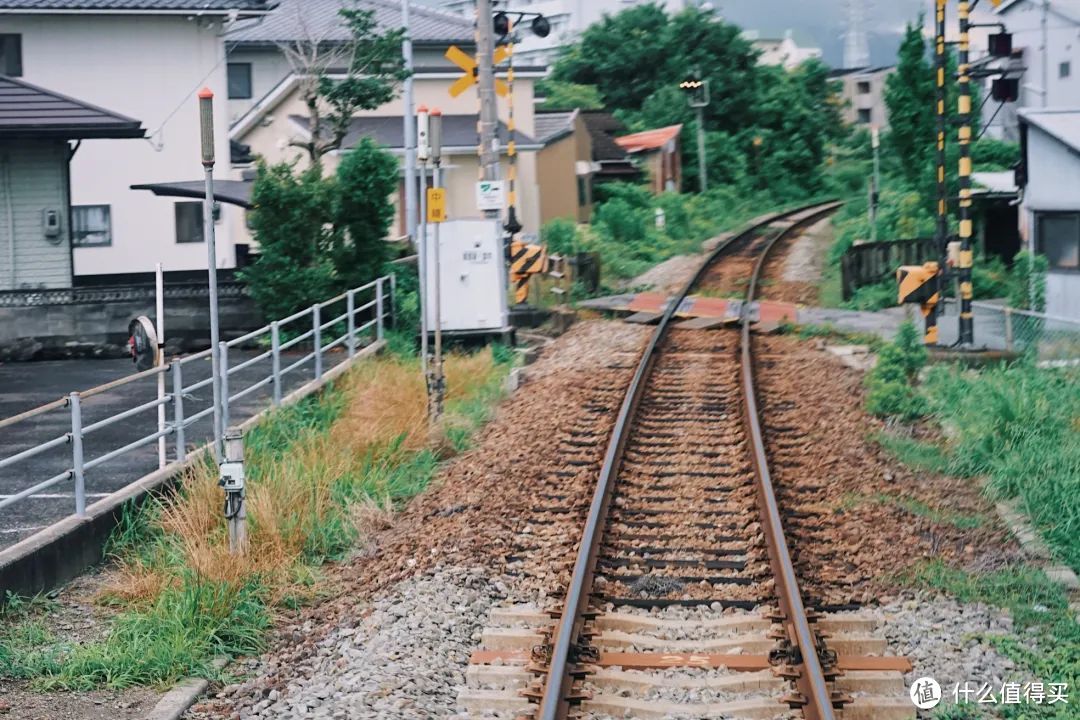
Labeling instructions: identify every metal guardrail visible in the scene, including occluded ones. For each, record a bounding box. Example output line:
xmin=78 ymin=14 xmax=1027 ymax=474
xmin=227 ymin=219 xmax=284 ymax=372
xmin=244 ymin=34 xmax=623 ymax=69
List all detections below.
xmin=0 ymin=276 xmax=394 ymax=518
xmin=938 ymin=298 xmax=1080 ymax=362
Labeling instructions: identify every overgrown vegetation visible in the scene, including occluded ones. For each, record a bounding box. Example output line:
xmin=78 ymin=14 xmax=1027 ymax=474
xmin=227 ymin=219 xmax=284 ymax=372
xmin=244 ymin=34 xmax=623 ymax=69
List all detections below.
xmin=864 ymin=320 xmax=927 ymax=420
xmin=0 ymin=350 xmax=512 ymax=689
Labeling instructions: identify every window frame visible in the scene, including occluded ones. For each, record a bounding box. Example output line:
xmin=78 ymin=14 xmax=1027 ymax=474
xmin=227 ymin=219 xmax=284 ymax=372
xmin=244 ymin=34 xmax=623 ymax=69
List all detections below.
xmin=227 ymin=62 xmax=253 ymax=100
xmin=1060 ymin=61 xmax=1071 ymax=79
xmin=174 ymin=202 xmax=205 ymax=244
xmin=71 ymin=204 xmax=112 ymax=248
xmin=0 ymin=34 xmax=22 ymax=77
xmin=1035 ymin=211 xmax=1080 ymax=271
xmin=856 ymin=107 xmax=872 ymax=124
xmin=856 ymin=80 xmax=872 ymax=95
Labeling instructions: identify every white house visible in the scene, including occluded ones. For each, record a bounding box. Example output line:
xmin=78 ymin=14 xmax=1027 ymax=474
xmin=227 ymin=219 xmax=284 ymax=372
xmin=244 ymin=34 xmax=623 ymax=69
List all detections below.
xmin=744 ymin=29 xmax=824 ymax=71
xmin=1017 ymin=108 xmax=1080 ymax=320
xmin=984 ymin=0 xmax=1080 ymax=140
xmin=0 ymin=0 xmax=274 ymax=284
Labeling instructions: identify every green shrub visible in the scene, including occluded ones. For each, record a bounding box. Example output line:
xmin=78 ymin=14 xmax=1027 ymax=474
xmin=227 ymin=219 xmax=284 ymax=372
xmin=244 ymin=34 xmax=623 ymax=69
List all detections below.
xmin=541 ymin=217 xmax=579 ymax=256
xmin=864 ymin=320 xmax=927 ymax=420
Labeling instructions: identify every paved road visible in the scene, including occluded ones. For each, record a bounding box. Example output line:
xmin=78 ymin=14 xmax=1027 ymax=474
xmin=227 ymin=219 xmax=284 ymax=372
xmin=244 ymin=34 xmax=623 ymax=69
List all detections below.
xmin=0 ymin=346 xmax=354 ymax=549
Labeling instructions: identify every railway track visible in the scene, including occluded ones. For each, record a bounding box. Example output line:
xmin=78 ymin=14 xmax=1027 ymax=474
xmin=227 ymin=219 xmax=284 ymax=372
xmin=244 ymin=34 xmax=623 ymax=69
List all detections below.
xmin=460 ymin=203 xmax=914 ymax=720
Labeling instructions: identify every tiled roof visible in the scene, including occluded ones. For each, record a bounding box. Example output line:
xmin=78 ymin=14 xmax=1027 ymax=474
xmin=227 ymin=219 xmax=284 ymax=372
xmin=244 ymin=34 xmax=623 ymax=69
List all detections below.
xmin=289 ymin=113 xmax=538 ymax=150
xmin=0 ymin=0 xmax=273 ymax=10
xmin=615 ymin=124 xmax=683 ymax=153
xmin=534 ymin=110 xmax=576 ymax=145
xmin=580 ymin=110 xmax=630 ymax=163
xmin=0 ymin=75 xmax=144 ymax=139
xmin=228 ymin=0 xmax=472 ymax=45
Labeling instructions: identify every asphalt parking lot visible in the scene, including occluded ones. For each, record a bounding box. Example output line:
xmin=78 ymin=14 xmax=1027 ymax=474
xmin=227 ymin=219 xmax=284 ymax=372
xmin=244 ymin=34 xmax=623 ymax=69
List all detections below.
xmin=0 ymin=347 xmax=350 ymax=549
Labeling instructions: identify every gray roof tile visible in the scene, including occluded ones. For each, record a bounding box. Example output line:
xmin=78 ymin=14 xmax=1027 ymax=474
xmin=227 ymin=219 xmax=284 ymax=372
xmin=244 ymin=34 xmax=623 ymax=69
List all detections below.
xmin=227 ymin=0 xmax=472 ymax=45
xmin=534 ymin=110 xmax=575 ymax=145
xmin=289 ymin=113 xmax=537 ymax=150
xmin=0 ymin=74 xmax=144 ymax=138
xmin=0 ymin=1 xmax=272 ymax=10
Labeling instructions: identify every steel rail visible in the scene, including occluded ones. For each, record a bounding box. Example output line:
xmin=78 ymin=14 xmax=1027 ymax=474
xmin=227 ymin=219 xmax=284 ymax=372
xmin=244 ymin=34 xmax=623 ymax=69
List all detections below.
xmin=741 ymin=201 xmax=843 ymax=720
xmin=535 ymin=200 xmax=841 ymax=720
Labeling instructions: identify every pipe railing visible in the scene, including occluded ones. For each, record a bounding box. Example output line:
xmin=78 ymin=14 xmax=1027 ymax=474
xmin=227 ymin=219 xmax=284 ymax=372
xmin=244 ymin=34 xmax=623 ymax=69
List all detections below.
xmin=0 ymin=277 xmax=392 ymax=519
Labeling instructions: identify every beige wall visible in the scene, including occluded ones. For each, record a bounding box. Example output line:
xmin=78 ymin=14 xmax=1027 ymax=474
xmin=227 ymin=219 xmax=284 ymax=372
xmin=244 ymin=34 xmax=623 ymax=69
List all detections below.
xmin=535 ymin=113 xmax=593 ymax=225
xmin=232 ymin=73 xmax=542 ymax=245
xmin=838 ymin=68 xmax=894 ymax=129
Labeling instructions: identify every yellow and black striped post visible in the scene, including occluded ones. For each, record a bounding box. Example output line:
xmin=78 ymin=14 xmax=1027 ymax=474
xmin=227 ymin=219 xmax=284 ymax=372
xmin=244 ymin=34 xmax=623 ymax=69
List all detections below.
xmin=957 ymin=0 xmax=975 ymax=345
xmin=929 ymin=0 xmax=948 ymax=346
xmin=504 ymin=21 xmax=522 ymax=234
xmin=510 ymin=239 xmax=546 ymax=305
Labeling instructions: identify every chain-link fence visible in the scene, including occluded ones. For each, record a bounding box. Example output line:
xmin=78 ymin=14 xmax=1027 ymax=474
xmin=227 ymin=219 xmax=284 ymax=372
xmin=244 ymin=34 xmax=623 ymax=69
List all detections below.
xmin=939 ymin=299 xmax=1080 ymax=364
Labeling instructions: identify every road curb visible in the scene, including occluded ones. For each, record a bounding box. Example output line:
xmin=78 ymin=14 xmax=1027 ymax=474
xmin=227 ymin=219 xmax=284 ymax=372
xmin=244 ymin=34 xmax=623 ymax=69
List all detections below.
xmin=145 ymin=677 xmax=209 ymax=720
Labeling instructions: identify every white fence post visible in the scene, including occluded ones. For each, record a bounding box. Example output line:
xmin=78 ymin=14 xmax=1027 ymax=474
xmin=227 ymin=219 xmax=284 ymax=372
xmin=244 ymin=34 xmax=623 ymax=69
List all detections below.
xmin=219 ymin=341 xmax=230 ymax=432
xmin=347 ymin=290 xmax=356 ymax=359
xmin=376 ymin=279 xmax=385 ymax=342
xmin=172 ymin=363 xmax=186 ymax=463
xmin=70 ymin=392 xmax=85 ymax=517
xmin=271 ymin=321 xmax=282 ymax=406
xmin=313 ymin=304 xmax=323 ymax=380
xmin=1004 ymin=306 xmax=1014 ymax=352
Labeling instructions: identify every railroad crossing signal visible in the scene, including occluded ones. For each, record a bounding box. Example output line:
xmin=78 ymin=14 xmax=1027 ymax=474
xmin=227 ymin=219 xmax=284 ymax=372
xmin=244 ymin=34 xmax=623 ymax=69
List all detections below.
xmin=897 ymin=262 xmax=942 ymax=345
xmin=679 ymin=77 xmax=709 ymax=108
xmin=446 ymin=45 xmax=510 ymax=98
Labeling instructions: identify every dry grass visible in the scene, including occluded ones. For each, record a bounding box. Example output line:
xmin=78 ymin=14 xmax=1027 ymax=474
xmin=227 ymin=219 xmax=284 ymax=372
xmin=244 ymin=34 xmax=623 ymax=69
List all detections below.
xmin=101 ymin=349 xmax=505 ymax=610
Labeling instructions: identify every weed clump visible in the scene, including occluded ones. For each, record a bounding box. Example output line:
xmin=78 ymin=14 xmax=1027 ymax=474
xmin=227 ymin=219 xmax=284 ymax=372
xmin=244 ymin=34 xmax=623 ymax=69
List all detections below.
xmin=865 ymin=320 xmax=927 ymax=420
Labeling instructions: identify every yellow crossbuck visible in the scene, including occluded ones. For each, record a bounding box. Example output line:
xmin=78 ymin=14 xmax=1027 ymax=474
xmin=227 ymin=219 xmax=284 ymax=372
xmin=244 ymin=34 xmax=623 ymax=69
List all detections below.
xmin=445 ymin=45 xmax=511 ymax=98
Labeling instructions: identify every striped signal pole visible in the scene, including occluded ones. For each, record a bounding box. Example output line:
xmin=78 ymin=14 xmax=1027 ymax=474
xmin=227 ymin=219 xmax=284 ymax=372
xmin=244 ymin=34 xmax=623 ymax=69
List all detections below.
xmin=957 ymin=0 xmax=975 ymax=345
xmin=929 ymin=0 xmax=947 ymax=346
xmin=504 ymin=18 xmax=522 ymax=235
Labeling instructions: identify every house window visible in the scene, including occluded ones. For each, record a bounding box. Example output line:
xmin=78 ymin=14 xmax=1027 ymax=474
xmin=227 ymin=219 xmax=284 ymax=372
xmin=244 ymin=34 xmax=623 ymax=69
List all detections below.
xmin=0 ymin=34 xmax=22 ymax=77
xmin=175 ymin=202 xmax=204 ymax=244
xmin=577 ymin=176 xmax=590 ymax=207
xmin=72 ymin=205 xmax=111 ymax=247
xmin=1060 ymin=61 xmax=1071 ymax=79
xmin=1036 ymin=212 xmax=1080 ymax=269
xmin=857 ymin=108 xmax=872 ymax=124
xmin=227 ymin=62 xmax=253 ymax=100
xmin=857 ymin=80 xmax=872 ymax=94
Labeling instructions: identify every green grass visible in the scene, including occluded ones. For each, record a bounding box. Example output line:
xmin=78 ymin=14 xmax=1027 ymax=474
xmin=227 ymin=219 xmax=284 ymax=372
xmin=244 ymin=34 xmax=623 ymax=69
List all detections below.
xmin=906 ymin=561 xmax=1080 ymax=720
xmin=0 ymin=349 xmax=513 ymax=690
xmin=841 ymin=492 xmax=985 ymax=530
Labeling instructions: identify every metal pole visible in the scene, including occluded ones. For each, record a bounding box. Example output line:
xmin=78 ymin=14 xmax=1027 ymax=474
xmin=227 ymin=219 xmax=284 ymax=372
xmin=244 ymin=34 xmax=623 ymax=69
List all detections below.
xmin=347 ymin=289 xmax=357 ymax=358
xmin=198 ymin=88 xmax=223 ymax=460
xmin=418 ymin=160 xmax=429 ymax=378
xmin=402 ymin=0 xmax=418 ymax=244
xmin=695 ymin=104 xmax=707 ymax=193
xmin=389 ymin=272 xmax=397 ymax=328
xmin=222 ymin=428 xmax=246 ymax=554
xmin=1041 ymin=0 xmax=1049 ymax=108
xmin=155 ymin=262 xmax=166 ymax=469
xmin=376 ymin=278 xmax=385 ymax=342
xmin=172 ymin=362 xmax=186 ymax=463
xmin=1004 ymin=306 xmax=1014 ymax=351
xmin=930 ymin=0 xmax=947 ymax=347
xmin=432 ymin=161 xmax=444 ymax=420
xmin=270 ymin=321 xmax=282 ymax=406
xmin=958 ymin=0 xmax=975 ymax=346
xmin=70 ymin=392 xmax=85 ymax=517
xmin=476 ymin=0 xmax=500 ymax=199
xmin=313 ymin=304 xmax=322 ymax=380
xmin=219 ymin=341 xmax=230 ymax=433
xmin=870 ymin=126 xmax=880 ymax=243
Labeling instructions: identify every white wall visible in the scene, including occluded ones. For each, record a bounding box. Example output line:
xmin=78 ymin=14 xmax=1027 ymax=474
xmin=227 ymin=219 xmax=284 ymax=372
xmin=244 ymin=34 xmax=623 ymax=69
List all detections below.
xmin=0 ymin=140 xmax=72 ymax=290
xmin=990 ymin=2 xmax=1080 ymax=139
xmin=7 ymin=13 xmax=236 ymax=279
xmin=1021 ymin=124 xmax=1080 ymax=319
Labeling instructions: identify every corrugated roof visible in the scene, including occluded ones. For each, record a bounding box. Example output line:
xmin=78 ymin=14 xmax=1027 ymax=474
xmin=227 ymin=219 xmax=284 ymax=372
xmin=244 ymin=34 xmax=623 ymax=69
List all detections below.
xmin=615 ymin=124 xmax=683 ymax=153
xmin=228 ymin=0 xmax=472 ymax=45
xmin=0 ymin=75 xmax=144 ymax=138
xmin=534 ymin=110 xmax=575 ymax=145
xmin=0 ymin=0 xmax=273 ymax=11
xmin=288 ymin=113 xmax=538 ymax=150
xmin=1020 ymin=108 xmax=1080 ymax=153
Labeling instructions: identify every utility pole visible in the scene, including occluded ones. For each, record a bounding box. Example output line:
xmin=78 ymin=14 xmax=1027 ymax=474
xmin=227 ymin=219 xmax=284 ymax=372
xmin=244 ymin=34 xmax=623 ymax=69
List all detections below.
xmin=198 ymin=87 xmax=224 ymax=458
xmin=430 ymin=110 xmax=445 ymax=422
xmin=679 ymin=75 xmax=710 ymax=193
xmin=476 ymin=0 xmax=501 ymax=209
xmin=957 ymin=0 xmax=975 ymax=346
xmin=402 ymin=0 xmax=418 ymax=244
xmin=930 ymin=0 xmax=947 ymax=347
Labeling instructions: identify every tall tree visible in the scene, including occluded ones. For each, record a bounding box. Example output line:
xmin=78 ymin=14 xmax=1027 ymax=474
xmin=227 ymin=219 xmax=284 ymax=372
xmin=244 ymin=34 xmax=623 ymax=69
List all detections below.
xmin=883 ymin=20 xmax=937 ymax=190
xmin=280 ymin=2 xmax=408 ymax=166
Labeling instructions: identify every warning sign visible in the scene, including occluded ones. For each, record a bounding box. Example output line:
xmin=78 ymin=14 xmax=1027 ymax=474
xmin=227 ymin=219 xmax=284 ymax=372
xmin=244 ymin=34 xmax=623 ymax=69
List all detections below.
xmin=427 ymin=187 xmax=447 ymax=223
xmin=475 ymin=181 xmax=505 ymax=211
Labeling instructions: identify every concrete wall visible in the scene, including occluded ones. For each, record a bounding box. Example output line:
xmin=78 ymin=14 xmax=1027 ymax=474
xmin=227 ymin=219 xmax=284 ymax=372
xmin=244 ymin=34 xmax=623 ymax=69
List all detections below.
xmin=0 ymin=292 xmax=264 ymax=361
xmin=837 ymin=67 xmax=894 ymax=129
xmin=7 ymin=13 xmax=238 ymax=279
xmin=0 ymin=139 xmax=71 ymax=290
xmin=1021 ymin=125 xmax=1080 ymax=320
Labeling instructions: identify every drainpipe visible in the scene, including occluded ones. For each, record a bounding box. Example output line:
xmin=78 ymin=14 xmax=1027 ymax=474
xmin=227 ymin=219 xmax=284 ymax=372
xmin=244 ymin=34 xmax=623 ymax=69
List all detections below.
xmin=1 ymin=155 xmax=15 ymax=289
